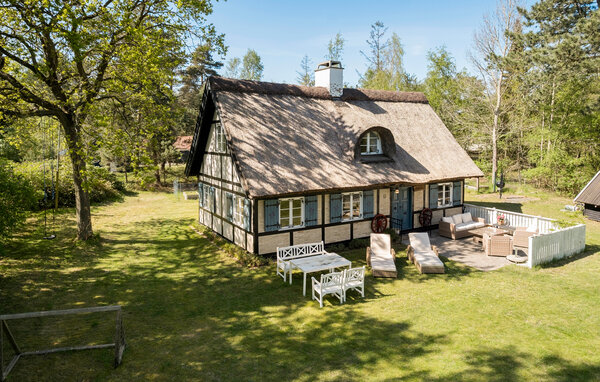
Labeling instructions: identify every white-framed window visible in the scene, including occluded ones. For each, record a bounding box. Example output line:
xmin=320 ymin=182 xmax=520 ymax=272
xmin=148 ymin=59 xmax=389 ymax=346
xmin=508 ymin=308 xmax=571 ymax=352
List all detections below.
xmin=360 ymin=131 xmax=382 ymax=155
xmin=279 ymin=197 xmax=304 ymax=229
xmin=202 ymin=185 xmax=210 ymax=209
xmin=214 ymin=123 xmax=226 ymax=153
xmin=342 ymin=192 xmax=362 ymax=221
xmin=437 ymin=183 xmax=452 ymax=208
xmin=234 ymin=196 xmax=244 ymax=226
xmin=225 ymin=192 xmax=234 ymax=221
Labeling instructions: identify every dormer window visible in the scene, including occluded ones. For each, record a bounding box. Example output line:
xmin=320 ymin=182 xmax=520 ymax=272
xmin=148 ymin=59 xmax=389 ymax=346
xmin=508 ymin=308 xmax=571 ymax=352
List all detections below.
xmin=360 ymin=131 xmax=382 ymax=155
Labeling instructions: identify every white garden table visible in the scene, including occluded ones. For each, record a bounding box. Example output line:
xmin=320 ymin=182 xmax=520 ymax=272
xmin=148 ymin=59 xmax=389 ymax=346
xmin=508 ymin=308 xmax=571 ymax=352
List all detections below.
xmin=289 ymin=253 xmax=352 ymax=296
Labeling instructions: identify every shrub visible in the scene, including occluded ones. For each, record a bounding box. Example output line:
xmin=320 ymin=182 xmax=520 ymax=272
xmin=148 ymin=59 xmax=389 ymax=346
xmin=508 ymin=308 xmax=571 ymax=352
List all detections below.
xmin=0 ymin=160 xmax=36 ymax=236
xmin=12 ymin=160 xmax=124 ymax=208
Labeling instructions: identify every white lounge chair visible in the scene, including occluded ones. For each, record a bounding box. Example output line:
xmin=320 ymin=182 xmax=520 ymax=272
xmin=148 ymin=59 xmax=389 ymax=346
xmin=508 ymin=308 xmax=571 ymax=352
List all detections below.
xmin=366 ymin=233 xmax=397 ymax=278
xmin=311 ymin=271 xmax=344 ymax=308
xmin=343 ymin=266 xmax=365 ymax=302
xmin=407 ymin=232 xmax=445 ymax=274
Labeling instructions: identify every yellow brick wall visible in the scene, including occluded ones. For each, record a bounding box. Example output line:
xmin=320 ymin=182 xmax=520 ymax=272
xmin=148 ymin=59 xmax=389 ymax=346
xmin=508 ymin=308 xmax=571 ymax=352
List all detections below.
xmin=379 ymin=188 xmax=390 ymax=214
xmin=325 ymin=224 xmax=351 ymax=244
xmin=258 ymin=233 xmax=290 ymax=254
xmin=353 ymin=221 xmax=372 ymax=239
xmin=293 ymin=229 xmax=322 ymax=245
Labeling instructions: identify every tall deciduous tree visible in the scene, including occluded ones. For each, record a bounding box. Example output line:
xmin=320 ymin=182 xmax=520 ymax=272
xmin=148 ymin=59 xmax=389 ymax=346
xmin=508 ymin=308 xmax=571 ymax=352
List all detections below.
xmin=470 ymin=0 xmax=521 ymax=192
xmin=224 ymin=57 xmax=241 ymax=78
xmin=240 ymin=49 xmax=264 ymax=81
xmin=0 ymin=0 xmax=224 ymax=240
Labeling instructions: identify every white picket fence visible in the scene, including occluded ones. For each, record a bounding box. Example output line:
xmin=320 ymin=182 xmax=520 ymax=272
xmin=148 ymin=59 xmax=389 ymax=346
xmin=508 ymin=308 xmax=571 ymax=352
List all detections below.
xmin=463 ymin=204 xmax=559 ymax=234
xmin=528 ymin=224 xmax=587 ymax=267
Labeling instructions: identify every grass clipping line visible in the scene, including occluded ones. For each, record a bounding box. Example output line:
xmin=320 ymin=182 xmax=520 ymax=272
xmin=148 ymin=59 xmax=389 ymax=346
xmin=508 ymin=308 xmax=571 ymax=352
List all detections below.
xmin=190 ymin=224 xmax=269 ymax=268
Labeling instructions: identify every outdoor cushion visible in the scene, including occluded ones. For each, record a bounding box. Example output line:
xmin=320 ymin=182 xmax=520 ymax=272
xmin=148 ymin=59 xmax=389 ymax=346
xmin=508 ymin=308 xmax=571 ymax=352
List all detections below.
xmin=441 ymin=216 xmax=453 ymax=224
xmin=413 ymin=251 xmax=445 ymax=273
xmin=413 ymin=252 xmax=442 ymax=265
xmin=455 ymin=223 xmax=470 ymax=231
xmin=526 ymin=225 xmax=538 ymax=233
xmin=461 ymin=212 xmax=473 ymax=223
xmin=452 ymin=214 xmax=463 ymax=224
xmin=371 ymin=233 xmax=392 ymax=256
xmin=370 ymin=257 xmax=396 ymax=271
xmin=408 ymin=232 xmax=431 ymax=252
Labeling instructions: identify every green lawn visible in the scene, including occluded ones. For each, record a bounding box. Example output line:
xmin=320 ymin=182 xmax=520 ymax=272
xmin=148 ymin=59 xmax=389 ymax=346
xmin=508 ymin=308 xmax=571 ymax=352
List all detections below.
xmin=1 ymin=190 xmax=599 ymax=381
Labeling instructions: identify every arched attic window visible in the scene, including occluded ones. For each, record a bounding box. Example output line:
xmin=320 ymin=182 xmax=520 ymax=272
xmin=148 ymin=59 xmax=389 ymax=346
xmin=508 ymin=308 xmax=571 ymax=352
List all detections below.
xmin=355 ymin=127 xmax=396 ymax=162
xmin=360 ymin=131 xmax=382 ymax=155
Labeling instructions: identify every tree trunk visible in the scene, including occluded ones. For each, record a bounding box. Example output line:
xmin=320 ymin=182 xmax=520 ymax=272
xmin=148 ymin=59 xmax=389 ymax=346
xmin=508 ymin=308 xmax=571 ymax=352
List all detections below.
xmin=155 ymin=166 xmax=161 ymax=185
xmin=61 ymin=115 xmax=93 ymax=240
xmin=491 ymin=75 xmax=502 ymax=193
xmin=161 ymin=161 xmax=166 ymax=184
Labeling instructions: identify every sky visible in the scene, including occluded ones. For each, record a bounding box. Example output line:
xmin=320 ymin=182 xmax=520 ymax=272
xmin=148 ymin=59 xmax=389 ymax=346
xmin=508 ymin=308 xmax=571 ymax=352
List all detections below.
xmin=205 ymin=0 xmax=521 ymax=86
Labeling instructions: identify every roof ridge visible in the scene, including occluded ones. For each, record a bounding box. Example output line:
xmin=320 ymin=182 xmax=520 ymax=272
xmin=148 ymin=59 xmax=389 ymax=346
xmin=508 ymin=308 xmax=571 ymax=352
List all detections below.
xmin=208 ymin=76 xmax=429 ymax=104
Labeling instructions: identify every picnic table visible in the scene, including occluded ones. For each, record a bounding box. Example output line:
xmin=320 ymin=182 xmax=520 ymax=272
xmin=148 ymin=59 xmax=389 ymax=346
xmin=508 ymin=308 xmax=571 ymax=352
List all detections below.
xmin=289 ymin=253 xmax=351 ymax=296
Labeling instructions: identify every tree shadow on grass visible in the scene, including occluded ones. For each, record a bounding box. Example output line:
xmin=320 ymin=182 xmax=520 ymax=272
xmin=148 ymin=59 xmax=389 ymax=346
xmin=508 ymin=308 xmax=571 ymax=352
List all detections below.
xmin=2 ymin=216 xmax=453 ymax=381
xmin=443 ymin=346 xmax=600 ymax=382
xmin=466 ymin=201 xmax=523 ymax=214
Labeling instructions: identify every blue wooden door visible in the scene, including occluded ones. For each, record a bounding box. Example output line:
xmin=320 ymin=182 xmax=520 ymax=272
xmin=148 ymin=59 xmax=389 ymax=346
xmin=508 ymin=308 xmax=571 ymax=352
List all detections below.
xmin=391 ymin=187 xmax=413 ymax=230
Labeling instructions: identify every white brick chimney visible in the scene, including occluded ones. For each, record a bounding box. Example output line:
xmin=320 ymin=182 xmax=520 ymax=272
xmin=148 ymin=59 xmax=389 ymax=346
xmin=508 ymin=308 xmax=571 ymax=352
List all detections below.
xmin=315 ymin=61 xmax=343 ymax=98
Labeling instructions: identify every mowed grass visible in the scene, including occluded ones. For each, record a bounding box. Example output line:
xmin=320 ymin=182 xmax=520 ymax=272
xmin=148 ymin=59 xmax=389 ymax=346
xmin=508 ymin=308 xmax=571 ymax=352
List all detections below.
xmin=1 ymin=190 xmax=599 ymax=381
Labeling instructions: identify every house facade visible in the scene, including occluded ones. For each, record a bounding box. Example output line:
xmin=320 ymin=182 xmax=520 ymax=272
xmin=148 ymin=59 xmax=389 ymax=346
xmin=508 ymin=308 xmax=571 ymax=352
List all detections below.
xmin=186 ymin=62 xmax=483 ymax=255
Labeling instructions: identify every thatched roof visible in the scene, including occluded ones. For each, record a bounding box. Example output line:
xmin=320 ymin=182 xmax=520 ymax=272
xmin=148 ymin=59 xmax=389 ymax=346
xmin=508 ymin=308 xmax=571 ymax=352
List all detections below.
xmin=574 ymin=170 xmax=600 ymax=205
xmin=173 ymin=135 xmax=193 ymax=151
xmin=188 ymin=76 xmax=483 ymax=198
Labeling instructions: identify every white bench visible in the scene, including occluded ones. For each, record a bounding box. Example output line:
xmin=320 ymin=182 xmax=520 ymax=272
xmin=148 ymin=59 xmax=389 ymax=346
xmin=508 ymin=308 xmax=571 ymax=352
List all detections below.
xmin=276 ymin=241 xmax=325 ymax=282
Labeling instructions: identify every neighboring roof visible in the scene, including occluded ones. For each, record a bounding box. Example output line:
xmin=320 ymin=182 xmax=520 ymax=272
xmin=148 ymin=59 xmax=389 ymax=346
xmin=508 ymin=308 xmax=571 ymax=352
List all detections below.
xmin=173 ymin=135 xmax=193 ymax=151
xmin=189 ymin=76 xmax=484 ymax=198
xmin=574 ymin=170 xmax=600 ymax=205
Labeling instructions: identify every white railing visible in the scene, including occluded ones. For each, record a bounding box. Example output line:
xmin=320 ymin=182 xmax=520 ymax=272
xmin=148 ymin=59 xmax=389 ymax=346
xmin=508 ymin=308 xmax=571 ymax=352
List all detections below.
xmin=527 ymin=224 xmax=586 ymax=267
xmin=463 ymin=204 xmax=559 ymax=234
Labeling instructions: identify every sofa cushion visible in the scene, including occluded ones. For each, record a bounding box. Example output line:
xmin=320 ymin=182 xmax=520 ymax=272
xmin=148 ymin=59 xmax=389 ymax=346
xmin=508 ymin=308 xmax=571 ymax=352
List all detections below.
xmin=455 ymin=222 xmax=470 ymax=231
xmin=441 ymin=217 xmax=453 ymax=224
xmin=452 ymin=214 xmax=463 ymax=224
xmin=461 ymin=212 xmax=473 ymax=223
xmin=471 ymin=221 xmax=485 ymax=229
xmin=526 ymin=225 xmax=538 ymax=233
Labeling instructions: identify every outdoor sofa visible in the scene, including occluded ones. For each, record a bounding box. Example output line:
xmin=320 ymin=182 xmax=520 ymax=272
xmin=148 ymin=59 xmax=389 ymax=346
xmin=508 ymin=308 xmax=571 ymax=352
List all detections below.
xmin=438 ymin=212 xmax=486 ymax=240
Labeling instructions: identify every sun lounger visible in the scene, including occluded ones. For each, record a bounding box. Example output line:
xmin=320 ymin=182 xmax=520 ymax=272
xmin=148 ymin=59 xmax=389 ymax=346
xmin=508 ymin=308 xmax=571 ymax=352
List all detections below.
xmin=407 ymin=232 xmax=445 ymax=274
xmin=366 ymin=233 xmax=397 ymax=278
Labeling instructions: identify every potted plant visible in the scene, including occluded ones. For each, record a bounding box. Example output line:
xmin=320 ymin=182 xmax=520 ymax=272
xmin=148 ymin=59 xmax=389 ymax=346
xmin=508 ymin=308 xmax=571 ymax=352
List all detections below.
xmin=497 ymin=213 xmax=506 ymax=226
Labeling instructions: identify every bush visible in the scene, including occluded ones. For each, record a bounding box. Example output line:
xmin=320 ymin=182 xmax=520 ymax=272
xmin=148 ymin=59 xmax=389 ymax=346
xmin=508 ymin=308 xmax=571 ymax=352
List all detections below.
xmin=12 ymin=160 xmax=124 ymax=209
xmin=0 ymin=160 xmax=36 ymax=236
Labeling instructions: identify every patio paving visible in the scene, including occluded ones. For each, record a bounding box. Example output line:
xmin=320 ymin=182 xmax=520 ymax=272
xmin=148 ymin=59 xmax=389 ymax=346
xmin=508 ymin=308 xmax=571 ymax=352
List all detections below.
xmin=402 ymin=231 xmax=512 ymax=271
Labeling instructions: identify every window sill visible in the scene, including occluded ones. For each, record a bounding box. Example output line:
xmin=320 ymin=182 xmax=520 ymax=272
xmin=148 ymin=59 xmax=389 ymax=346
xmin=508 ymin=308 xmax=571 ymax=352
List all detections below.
xmin=279 ymin=225 xmax=305 ymax=231
xmin=359 ymin=154 xmax=393 ymax=163
xmin=341 ymin=217 xmax=364 ymax=222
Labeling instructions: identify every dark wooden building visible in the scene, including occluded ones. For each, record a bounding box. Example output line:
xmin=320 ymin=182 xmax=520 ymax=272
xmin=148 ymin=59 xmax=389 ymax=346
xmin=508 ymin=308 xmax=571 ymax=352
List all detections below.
xmin=185 ymin=63 xmax=483 ymax=255
xmin=574 ymin=171 xmax=600 ymax=221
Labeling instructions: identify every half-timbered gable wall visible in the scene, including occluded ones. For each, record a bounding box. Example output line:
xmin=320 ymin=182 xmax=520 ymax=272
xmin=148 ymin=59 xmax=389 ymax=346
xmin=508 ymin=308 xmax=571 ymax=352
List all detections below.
xmin=197 ymin=110 xmax=254 ymax=252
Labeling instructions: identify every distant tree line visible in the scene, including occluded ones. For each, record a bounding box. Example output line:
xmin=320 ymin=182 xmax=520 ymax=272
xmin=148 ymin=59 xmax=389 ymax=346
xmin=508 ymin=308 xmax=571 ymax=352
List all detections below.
xmin=0 ymin=0 xmax=597 ymax=241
